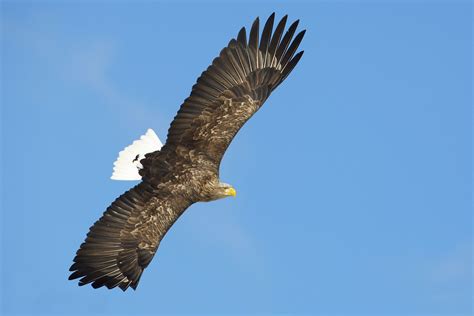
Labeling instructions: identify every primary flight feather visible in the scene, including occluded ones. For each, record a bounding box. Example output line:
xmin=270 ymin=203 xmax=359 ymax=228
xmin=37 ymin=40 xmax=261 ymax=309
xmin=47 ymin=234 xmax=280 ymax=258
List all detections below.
xmin=69 ymin=13 xmax=305 ymax=291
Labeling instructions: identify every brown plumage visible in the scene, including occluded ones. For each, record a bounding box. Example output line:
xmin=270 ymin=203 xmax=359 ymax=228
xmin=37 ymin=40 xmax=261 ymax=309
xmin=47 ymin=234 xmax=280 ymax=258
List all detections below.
xmin=69 ymin=13 xmax=305 ymax=291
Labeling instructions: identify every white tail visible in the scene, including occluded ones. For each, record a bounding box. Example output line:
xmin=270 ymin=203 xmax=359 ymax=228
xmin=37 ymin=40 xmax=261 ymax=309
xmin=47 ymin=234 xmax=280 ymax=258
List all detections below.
xmin=111 ymin=129 xmax=163 ymax=181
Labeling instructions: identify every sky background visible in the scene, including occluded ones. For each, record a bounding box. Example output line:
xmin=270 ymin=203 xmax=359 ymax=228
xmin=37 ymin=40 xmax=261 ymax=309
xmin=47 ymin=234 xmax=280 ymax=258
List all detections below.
xmin=1 ymin=1 xmax=472 ymax=315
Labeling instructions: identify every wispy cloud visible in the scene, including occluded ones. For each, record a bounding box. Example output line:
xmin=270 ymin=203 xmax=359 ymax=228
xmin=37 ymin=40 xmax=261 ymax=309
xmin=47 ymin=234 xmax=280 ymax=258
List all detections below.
xmin=3 ymin=12 xmax=163 ymax=130
xmin=188 ymin=206 xmax=265 ymax=274
xmin=427 ymin=243 xmax=472 ymax=285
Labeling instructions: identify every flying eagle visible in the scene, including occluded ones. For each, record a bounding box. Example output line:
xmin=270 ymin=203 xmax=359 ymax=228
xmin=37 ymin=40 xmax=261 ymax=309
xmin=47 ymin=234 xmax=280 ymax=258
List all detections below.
xmin=69 ymin=13 xmax=305 ymax=291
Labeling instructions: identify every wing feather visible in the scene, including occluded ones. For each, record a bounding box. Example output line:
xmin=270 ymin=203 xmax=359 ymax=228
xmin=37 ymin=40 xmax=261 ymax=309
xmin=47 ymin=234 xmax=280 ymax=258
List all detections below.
xmin=237 ymin=27 xmax=247 ymax=45
xmin=280 ymin=30 xmax=306 ymax=72
xmin=69 ymin=183 xmax=191 ymax=291
xmin=259 ymin=12 xmax=275 ymax=66
xmin=275 ymin=19 xmax=299 ymax=64
xmin=248 ymin=17 xmax=260 ymax=50
xmin=267 ymin=15 xmax=287 ymax=67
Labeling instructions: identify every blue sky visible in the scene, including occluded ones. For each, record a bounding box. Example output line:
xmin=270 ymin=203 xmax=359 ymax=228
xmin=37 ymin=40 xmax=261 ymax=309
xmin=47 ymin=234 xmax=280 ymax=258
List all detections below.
xmin=1 ymin=1 xmax=472 ymax=315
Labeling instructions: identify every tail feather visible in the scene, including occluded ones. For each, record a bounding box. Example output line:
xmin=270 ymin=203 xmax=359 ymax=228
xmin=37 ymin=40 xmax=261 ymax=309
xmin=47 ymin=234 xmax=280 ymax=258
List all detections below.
xmin=111 ymin=129 xmax=163 ymax=181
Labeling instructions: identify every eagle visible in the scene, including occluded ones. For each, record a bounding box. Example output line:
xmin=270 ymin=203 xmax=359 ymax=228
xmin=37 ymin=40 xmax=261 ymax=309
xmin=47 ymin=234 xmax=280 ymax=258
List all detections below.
xmin=69 ymin=13 xmax=305 ymax=291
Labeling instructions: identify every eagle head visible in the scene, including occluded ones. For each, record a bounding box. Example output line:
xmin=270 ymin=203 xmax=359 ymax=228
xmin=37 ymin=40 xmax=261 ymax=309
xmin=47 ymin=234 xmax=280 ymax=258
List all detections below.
xmin=209 ymin=182 xmax=236 ymax=201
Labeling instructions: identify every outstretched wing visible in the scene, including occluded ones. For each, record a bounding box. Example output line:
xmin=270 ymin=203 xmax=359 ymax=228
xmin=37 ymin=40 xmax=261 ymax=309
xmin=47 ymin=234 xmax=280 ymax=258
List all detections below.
xmin=163 ymin=13 xmax=305 ymax=165
xmin=69 ymin=182 xmax=191 ymax=291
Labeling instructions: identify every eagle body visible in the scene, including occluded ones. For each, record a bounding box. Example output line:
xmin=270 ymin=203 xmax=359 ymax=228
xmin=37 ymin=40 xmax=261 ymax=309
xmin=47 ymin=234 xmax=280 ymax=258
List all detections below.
xmin=69 ymin=13 xmax=305 ymax=291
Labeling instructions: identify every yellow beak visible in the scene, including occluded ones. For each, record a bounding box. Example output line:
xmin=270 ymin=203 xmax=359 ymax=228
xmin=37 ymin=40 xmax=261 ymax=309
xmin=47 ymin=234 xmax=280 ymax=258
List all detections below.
xmin=225 ymin=187 xmax=237 ymax=197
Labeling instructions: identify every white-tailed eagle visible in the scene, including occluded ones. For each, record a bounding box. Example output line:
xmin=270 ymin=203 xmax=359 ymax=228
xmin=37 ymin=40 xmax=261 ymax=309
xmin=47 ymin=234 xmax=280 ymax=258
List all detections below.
xmin=69 ymin=13 xmax=305 ymax=291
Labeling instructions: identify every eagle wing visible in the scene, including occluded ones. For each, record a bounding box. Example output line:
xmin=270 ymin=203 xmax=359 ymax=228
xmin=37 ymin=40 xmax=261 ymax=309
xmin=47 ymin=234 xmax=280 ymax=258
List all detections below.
xmin=162 ymin=13 xmax=305 ymax=166
xmin=69 ymin=182 xmax=191 ymax=291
